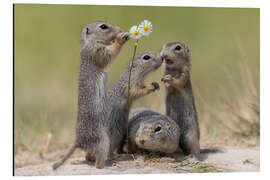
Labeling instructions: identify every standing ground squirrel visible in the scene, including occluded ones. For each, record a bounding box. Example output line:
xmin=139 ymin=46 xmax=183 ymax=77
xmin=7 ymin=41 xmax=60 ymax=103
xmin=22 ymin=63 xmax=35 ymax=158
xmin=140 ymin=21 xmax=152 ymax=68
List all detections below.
xmin=106 ymin=51 xmax=162 ymax=156
xmin=126 ymin=107 xmax=180 ymax=154
xmin=52 ymin=21 xmax=129 ymax=169
xmin=161 ymin=42 xmax=200 ymax=159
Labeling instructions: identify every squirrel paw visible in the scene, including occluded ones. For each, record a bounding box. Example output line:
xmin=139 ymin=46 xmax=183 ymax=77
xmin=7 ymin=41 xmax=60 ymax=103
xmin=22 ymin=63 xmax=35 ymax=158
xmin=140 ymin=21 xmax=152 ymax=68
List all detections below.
xmin=161 ymin=74 xmax=173 ymax=83
xmin=149 ymin=82 xmax=160 ymax=91
xmin=164 ymin=82 xmax=171 ymax=88
xmin=116 ymin=32 xmax=129 ymax=45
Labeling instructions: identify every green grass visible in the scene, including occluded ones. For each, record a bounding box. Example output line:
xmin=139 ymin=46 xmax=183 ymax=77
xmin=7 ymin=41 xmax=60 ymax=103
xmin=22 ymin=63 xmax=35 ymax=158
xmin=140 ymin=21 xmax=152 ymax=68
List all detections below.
xmin=173 ymin=160 xmax=222 ymax=173
xmin=14 ymin=4 xmax=260 ymax=153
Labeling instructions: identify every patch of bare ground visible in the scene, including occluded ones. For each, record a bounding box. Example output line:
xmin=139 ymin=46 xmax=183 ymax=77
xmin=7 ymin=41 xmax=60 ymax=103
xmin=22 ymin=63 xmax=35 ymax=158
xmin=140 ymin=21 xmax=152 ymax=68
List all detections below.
xmin=15 ymin=146 xmax=259 ymax=176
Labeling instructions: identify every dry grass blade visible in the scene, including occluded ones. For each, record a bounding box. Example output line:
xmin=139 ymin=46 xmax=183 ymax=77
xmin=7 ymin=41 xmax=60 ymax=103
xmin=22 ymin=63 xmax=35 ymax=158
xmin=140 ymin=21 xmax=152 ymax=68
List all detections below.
xmin=196 ymin=60 xmax=259 ymax=142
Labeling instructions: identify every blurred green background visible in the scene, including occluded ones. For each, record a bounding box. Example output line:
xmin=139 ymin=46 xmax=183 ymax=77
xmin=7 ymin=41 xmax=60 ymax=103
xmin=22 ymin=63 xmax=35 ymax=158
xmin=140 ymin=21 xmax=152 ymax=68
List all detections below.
xmin=14 ymin=4 xmax=259 ymax=153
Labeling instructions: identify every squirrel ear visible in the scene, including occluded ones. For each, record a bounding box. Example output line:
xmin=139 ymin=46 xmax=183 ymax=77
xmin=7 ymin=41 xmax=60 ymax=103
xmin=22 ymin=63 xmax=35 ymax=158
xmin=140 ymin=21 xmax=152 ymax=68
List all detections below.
xmin=185 ymin=46 xmax=191 ymax=57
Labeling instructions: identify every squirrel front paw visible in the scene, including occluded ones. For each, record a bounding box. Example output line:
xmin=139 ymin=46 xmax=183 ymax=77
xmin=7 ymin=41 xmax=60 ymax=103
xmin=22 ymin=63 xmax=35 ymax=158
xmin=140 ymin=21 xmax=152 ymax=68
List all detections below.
xmin=161 ymin=74 xmax=173 ymax=83
xmin=116 ymin=32 xmax=129 ymax=45
xmin=148 ymin=82 xmax=160 ymax=91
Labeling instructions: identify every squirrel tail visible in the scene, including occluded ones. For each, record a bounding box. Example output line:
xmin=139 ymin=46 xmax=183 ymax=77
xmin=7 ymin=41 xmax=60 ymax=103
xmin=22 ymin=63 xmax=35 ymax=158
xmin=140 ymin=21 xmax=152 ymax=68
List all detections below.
xmin=200 ymin=147 xmax=225 ymax=154
xmin=52 ymin=143 xmax=78 ymax=170
xmin=193 ymin=147 xmax=225 ymax=161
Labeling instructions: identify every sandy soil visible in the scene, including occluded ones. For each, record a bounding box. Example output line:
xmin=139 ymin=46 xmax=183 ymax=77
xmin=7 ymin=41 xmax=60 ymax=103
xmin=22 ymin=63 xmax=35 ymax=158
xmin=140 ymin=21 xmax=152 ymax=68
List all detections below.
xmin=15 ymin=147 xmax=259 ymax=176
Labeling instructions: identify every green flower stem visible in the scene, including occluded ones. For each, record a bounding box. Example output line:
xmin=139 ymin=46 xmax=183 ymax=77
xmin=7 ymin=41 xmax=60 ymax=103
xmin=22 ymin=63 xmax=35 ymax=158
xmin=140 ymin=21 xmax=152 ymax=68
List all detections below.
xmin=125 ymin=39 xmax=139 ymax=154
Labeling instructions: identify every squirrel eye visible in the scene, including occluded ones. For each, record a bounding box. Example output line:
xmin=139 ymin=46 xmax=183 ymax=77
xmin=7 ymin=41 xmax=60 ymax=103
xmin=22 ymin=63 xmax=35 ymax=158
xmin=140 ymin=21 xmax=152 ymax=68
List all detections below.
xmin=110 ymin=39 xmax=115 ymax=44
xmin=86 ymin=27 xmax=90 ymax=35
xmin=175 ymin=45 xmax=182 ymax=51
xmin=154 ymin=126 xmax=161 ymax=133
xmin=143 ymin=55 xmax=151 ymax=60
xmin=100 ymin=24 xmax=108 ymax=30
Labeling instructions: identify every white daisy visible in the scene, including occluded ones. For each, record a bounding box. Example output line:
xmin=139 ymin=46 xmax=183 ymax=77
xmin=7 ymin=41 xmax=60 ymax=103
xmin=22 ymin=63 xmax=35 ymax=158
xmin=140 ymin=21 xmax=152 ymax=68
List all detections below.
xmin=129 ymin=25 xmax=142 ymax=40
xmin=138 ymin=20 xmax=152 ymax=36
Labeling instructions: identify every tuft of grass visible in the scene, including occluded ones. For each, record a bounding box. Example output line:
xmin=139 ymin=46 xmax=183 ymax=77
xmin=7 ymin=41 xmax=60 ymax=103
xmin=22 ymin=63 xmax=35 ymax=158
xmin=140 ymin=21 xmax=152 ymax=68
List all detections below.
xmin=242 ymin=158 xmax=255 ymax=165
xmin=173 ymin=160 xmax=222 ymax=173
xmin=197 ymin=60 xmax=260 ymax=145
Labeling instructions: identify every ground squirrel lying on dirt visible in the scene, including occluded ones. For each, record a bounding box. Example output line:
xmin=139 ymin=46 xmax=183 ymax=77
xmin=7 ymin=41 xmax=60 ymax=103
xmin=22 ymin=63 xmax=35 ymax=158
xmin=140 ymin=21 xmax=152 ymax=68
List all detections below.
xmin=52 ymin=21 xmax=129 ymax=169
xmin=105 ymin=51 xmax=162 ymax=156
xmin=161 ymin=42 xmax=200 ymax=159
xmin=126 ymin=107 xmax=180 ymax=154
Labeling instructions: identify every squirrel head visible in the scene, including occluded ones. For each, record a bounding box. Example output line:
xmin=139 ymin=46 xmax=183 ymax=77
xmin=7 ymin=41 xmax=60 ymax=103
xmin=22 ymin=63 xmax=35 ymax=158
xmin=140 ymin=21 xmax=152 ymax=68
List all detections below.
xmin=134 ymin=115 xmax=180 ymax=153
xmin=80 ymin=21 xmax=129 ymax=70
xmin=128 ymin=51 xmax=163 ymax=81
xmin=81 ymin=21 xmax=123 ymax=48
xmin=160 ymin=42 xmax=191 ymax=70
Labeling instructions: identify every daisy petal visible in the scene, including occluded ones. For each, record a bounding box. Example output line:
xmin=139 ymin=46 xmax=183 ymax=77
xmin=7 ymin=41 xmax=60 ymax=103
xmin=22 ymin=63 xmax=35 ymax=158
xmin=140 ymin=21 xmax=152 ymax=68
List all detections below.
xmin=129 ymin=25 xmax=142 ymax=39
xmin=138 ymin=20 xmax=152 ymax=36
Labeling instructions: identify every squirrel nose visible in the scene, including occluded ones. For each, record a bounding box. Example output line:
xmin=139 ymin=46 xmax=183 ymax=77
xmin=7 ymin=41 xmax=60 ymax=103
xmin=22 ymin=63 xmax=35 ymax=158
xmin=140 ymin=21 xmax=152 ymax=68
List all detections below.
xmin=140 ymin=139 xmax=145 ymax=145
xmin=161 ymin=57 xmax=165 ymax=62
xmin=160 ymin=53 xmax=167 ymax=60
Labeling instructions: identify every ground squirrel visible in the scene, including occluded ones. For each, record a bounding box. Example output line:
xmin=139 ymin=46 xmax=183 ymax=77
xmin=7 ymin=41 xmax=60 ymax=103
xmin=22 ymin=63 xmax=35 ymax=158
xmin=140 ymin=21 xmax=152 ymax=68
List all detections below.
xmin=126 ymin=107 xmax=180 ymax=154
xmin=105 ymin=51 xmax=162 ymax=156
xmin=160 ymin=42 xmax=200 ymax=159
xmin=52 ymin=21 xmax=129 ymax=169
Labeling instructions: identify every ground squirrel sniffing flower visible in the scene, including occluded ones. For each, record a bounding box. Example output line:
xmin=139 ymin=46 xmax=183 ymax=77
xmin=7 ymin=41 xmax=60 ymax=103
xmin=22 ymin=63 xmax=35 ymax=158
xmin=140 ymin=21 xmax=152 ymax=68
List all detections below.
xmin=106 ymin=51 xmax=162 ymax=156
xmin=52 ymin=21 xmax=129 ymax=169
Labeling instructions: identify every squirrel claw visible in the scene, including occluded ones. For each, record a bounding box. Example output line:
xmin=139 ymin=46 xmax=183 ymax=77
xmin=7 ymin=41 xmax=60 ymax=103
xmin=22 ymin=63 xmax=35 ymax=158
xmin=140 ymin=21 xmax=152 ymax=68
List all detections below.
xmin=117 ymin=32 xmax=129 ymax=44
xmin=151 ymin=82 xmax=160 ymax=90
xmin=161 ymin=74 xmax=173 ymax=83
xmin=122 ymin=33 xmax=129 ymax=41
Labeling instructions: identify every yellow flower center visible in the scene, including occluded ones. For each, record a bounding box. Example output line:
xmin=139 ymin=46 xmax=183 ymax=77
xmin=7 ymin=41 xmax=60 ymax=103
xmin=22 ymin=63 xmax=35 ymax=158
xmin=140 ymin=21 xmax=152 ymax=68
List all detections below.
xmin=144 ymin=25 xmax=149 ymax=31
xmin=133 ymin=29 xmax=139 ymax=36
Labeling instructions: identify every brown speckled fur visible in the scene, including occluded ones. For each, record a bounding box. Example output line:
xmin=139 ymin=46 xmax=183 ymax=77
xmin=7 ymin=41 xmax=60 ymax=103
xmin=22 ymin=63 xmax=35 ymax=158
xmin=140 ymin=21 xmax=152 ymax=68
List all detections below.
xmin=126 ymin=107 xmax=180 ymax=154
xmin=107 ymin=51 xmax=162 ymax=155
xmin=52 ymin=21 xmax=129 ymax=169
xmin=161 ymin=42 xmax=200 ymax=159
